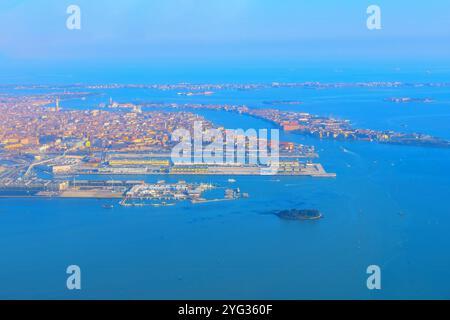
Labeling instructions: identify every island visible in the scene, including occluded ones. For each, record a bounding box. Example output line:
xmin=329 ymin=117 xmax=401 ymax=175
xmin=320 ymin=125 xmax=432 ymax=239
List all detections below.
xmin=273 ymin=209 xmax=323 ymax=220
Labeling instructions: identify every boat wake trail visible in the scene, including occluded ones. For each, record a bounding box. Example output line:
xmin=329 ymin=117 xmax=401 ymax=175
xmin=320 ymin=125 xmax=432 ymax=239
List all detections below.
xmin=340 ymin=146 xmax=359 ymax=157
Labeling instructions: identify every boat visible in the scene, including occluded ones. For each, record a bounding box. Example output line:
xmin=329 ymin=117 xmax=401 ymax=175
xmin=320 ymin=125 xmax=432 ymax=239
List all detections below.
xmin=161 ymin=202 xmax=175 ymax=206
xmin=129 ymin=203 xmax=144 ymax=207
xmin=102 ymin=204 xmax=114 ymax=209
xmin=227 ymin=179 xmax=236 ymax=183
xmin=152 ymin=202 xmax=175 ymax=207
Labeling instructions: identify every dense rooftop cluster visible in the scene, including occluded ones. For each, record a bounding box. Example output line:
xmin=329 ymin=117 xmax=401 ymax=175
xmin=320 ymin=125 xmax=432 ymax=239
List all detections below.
xmin=0 ymin=97 xmax=212 ymax=153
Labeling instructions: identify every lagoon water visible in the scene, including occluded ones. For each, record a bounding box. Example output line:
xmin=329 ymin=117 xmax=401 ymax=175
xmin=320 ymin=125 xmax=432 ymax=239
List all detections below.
xmin=1 ymin=66 xmax=450 ymax=299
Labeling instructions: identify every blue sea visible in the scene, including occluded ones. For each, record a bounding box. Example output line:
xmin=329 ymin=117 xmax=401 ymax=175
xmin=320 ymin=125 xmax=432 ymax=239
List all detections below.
xmin=1 ymin=64 xmax=450 ymax=299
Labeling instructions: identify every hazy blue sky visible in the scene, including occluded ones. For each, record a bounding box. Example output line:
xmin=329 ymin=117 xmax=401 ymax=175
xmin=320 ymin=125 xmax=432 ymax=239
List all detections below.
xmin=1 ymin=0 xmax=449 ymax=66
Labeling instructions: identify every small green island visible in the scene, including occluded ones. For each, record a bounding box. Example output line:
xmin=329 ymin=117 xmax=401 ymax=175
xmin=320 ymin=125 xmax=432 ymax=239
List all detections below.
xmin=274 ymin=209 xmax=323 ymax=221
